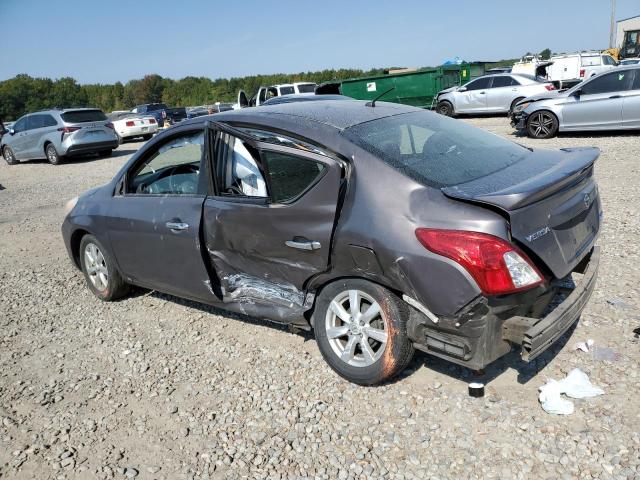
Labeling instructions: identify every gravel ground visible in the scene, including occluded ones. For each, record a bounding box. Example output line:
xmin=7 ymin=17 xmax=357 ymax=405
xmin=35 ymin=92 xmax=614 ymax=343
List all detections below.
xmin=1 ymin=120 xmax=639 ymax=480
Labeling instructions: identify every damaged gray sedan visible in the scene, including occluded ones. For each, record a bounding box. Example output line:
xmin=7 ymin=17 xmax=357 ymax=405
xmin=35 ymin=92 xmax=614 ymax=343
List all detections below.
xmin=62 ymin=101 xmax=601 ymax=385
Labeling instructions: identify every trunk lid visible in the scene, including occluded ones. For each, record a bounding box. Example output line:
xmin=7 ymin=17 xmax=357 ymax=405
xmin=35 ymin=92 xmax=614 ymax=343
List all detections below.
xmin=442 ymin=147 xmax=601 ymax=279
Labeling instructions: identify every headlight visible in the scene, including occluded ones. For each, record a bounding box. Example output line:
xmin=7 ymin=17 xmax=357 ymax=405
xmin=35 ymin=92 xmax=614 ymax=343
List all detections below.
xmin=64 ymin=196 xmax=78 ymax=216
xmin=514 ymin=102 xmax=531 ymax=113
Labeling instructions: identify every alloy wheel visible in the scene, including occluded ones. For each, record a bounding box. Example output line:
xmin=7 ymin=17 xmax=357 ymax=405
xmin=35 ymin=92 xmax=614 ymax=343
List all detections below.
xmin=325 ymin=289 xmax=388 ymax=367
xmin=528 ymin=112 xmax=555 ymax=138
xmin=84 ymin=243 xmax=109 ymax=291
xmin=3 ymin=147 xmax=16 ymax=164
xmin=46 ymin=145 xmax=58 ymax=163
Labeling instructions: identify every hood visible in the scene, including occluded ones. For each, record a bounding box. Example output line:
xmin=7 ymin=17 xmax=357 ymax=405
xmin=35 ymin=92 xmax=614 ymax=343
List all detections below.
xmin=437 ymin=86 xmax=459 ymax=95
xmin=519 ymin=90 xmax=564 ymax=105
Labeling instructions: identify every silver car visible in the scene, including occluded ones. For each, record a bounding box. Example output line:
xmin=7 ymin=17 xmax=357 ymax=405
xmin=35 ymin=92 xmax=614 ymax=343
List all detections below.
xmin=435 ymin=73 xmax=555 ymax=116
xmin=512 ymin=65 xmax=640 ymax=138
xmin=1 ymin=108 xmax=119 ymax=165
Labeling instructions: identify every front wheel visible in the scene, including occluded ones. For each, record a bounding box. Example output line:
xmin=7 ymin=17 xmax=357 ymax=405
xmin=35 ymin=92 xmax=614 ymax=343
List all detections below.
xmin=79 ymin=234 xmax=129 ymax=301
xmin=436 ymin=101 xmax=454 ymax=117
xmin=526 ymin=110 xmax=559 ymax=139
xmin=45 ymin=143 xmax=62 ymax=165
xmin=314 ymin=279 xmax=414 ymax=385
xmin=2 ymin=146 xmax=18 ymax=165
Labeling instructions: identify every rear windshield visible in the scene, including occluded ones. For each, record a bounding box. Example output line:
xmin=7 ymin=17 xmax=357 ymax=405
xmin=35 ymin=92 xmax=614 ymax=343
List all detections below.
xmin=146 ymin=104 xmax=168 ymax=112
xmin=343 ymin=111 xmax=528 ymax=188
xmin=61 ymin=110 xmax=107 ymax=123
xmin=297 ymin=84 xmax=316 ymax=93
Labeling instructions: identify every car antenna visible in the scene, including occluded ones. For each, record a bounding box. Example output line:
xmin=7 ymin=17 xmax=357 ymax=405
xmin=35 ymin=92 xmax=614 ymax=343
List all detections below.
xmin=366 ymin=87 xmax=395 ymax=107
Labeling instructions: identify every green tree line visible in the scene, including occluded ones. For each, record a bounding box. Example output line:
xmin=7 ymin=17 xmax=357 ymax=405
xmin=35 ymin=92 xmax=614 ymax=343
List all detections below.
xmin=0 ymin=68 xmax=386 ymax=121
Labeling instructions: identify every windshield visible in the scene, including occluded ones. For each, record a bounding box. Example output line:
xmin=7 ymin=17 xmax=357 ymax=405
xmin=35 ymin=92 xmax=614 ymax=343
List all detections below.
xmin=61 ymin=110 xmax=107 ymax=123
xmin=343 ymin=111 xmax=528 ymax=188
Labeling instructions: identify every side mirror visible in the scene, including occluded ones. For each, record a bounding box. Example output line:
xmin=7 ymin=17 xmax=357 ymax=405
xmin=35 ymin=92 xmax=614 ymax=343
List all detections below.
xmin=458 ymin=86 xmax=467 ymax=92
xmin=8 ymin=128 xmax=15 ymax=135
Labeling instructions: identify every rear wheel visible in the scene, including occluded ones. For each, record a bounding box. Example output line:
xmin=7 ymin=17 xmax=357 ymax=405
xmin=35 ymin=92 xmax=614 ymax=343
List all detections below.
xmin=436 ymin=101 xmax=454 ymax=117
xmin=526 ymin=110 xmax=559 ymax=139
xmin=2 ymin=146 xmax=18 ymax=165
xmin=509 ymin=96 xmax=525 ymax=115
xmin=79 ymin=234 xmax=129 ymax=301
xmin=45 ymin=143 xmax=62 ymax=165
xmin=314 ymin=279 xmax=414 ymax=385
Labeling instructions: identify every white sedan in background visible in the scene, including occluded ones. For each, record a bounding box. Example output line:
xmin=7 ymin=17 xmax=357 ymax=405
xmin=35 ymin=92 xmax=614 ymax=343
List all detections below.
xmin=108 ymin=111 xmax=158 ymax=143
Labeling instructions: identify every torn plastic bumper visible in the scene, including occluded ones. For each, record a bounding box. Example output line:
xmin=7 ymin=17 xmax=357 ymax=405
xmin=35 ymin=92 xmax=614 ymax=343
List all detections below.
xmin=510 ymin=111 xmax=527 ymax=130
xmin=407 ymin=246 xmax=599 ymax=370
xmin=503 ymin=246 xmax=599 ymax=362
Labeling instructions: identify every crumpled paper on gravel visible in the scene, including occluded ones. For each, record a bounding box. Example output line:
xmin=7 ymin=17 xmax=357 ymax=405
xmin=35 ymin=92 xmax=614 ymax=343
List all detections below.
xmin=538 ymin=368 xmax=604 ymax=415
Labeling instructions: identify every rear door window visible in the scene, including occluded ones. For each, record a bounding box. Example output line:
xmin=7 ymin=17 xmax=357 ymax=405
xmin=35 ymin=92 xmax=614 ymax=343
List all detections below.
xmin=465 ymin=77 xmax=491 ymax=91
xmin=343 ymin=111 xmax=528 ymax=188
xmin=582 ymin=71 xmax=633 ymax=94
xmin=43 ymin=115 xmax=58 ymax=127
xmin=633 ymin=70 xmax=640 ymax=90
xmin=61 ymin=110 xmax=107 ymax=123
xmin=262 ymin=151 xmax=326 ymax=203
xmin=26 ymin=115 xmax=45 ymax=130
xmin=490 ymin=76 xmax=517 ymax=88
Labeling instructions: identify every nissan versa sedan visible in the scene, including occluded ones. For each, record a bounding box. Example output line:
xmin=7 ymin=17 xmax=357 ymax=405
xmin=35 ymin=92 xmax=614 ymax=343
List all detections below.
xmin=512 ymin=65 xmax=640 ymax=138
xmin=1 ymin=108 xmax=119 ymax=165
xmin=435 ymin=73 xmax=555 ymax=117
xmin=62 ymin=101 xmax=601 ymax=385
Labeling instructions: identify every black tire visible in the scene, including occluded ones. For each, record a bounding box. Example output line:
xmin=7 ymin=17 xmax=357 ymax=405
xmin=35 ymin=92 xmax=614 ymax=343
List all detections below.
xmin=314 ymin=279 xmax=414 ymax=385
xmin=142 ymin=134 xmax=153 ymax=141
xmin=436 ymin=101 xmax=454 ymax=117
xmin=79 ymin=234 xmax=129 ymax=301
xmin=2 ymin=145 xmax=18 ymax=165
xmin=526 ymin=110 xmax=559 ymax=139
xmin=45 ymin=143 xmax=62 ymax=165
xmin=509 ymin=97 xmax=525 ymax=115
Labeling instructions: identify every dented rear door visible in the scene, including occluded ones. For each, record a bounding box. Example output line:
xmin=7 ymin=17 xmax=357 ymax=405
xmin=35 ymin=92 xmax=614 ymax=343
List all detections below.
xmin=202 ymin=122 xmax=343 ymax=308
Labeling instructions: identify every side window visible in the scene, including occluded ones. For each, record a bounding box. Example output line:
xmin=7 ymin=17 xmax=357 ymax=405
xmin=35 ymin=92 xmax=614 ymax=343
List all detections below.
xmin=490 ymin=76 xmax=515 ymax=88
xmin=128 ymin=131 xmax=203 ymax=195
xmin=27 ymin=115 xmax=45 ymax=130
xmin=582 ymin=71 xmax=633 ymax=95
xmin=43 ymin=115 xmax=58 ymax=127
xmin=602 ymin=55 xmax=616 ymax=66
xmin=633 ymin=71 xmax=640 ymax=90
xmin=220 ymin=136 xmax=268 ymax=198
xmin=13 ymin=117 xmax=27 ymax=133
xmin=262 ymin=152 xmax=327 ymax=203
xmin=465 ymin=77 xmax=490 ymax=91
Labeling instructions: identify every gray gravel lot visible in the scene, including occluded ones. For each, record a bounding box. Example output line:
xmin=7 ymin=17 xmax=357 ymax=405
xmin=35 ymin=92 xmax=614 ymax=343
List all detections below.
xmin=1 ymin=119 xmax=639 ymax=480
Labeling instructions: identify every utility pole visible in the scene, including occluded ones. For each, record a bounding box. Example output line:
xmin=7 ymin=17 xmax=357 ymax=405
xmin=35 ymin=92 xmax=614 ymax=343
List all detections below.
xmin=609 ymin=0 xmax=616 ymax=49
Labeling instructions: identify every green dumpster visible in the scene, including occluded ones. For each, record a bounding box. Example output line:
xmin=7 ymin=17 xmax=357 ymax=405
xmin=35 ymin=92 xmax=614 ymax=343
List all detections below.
xmin=335 ymin=64 xmax=474 ymax=109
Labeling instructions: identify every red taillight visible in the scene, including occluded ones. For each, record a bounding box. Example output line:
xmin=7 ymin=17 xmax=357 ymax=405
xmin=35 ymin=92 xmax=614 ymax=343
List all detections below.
xmin=415 ymin=229 xmax=543 ymax=295
xmin=125 ymin=121 xmax=135 ymax=127
xmin=544 ymin=84 xmax=555 ymax=91
xmin=57 ymin=126 xmax=80 ymax=134
xmin=579 ymin=68 xmax=585 ymax=78
xmin=105 ymin=122 xmax=115 ymax=129
xmin=148 ymin=118 xmax=156 ymax=124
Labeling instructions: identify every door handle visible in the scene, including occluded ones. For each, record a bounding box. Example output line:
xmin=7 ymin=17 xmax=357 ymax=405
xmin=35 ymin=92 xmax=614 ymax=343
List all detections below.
xmin=479 ymin=91 xmax=486 ymax=94
xmin=166 ymin=221 xmax=189 ymax=232
xmin=609 ymin=95 xmax=621 ymax=99
xmin=285 ymin=239 xmax=321 ymax=251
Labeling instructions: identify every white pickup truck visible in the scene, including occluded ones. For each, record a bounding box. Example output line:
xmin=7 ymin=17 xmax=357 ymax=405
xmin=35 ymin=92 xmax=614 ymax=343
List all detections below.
xmin=237 ymin=82 xmax=317 ymax=108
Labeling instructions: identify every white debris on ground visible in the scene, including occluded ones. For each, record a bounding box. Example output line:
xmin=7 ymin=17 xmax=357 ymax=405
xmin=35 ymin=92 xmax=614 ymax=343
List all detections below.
xmin=1 ymin=118 xmax=640 ymax=479
xmin=539 ymin=368 xmax=605 ymax=415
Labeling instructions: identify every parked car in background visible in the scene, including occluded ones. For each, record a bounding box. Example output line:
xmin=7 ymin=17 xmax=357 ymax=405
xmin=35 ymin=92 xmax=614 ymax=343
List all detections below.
xmin=547 ymin=51 xmax=618 ymax=89
xmin=435 ymin=74 xmax=555 ymax=116
xmin=131 ymin=103 xmax=187 ymax=127
xmin=512 ymin=65 xmax=640 ymax=138
xmin=1 ymin=108 xmax=118 ymax=165
xmin=619 ymin=58 xmax=640 ymax=65
xmin=108 ymin=111 xmax=158 ymax=142
xmin=511 ymin=55 xmax=553 ymax=79
xmin=62 ymin=101 xmax=600 ymax=385
xmin=240 ymin=82 xmax=317 ymax=107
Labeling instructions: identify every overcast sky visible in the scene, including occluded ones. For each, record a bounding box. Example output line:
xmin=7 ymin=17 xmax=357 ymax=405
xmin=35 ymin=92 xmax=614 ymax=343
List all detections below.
xmin=1 ymin=0 xmax=637 ymax=84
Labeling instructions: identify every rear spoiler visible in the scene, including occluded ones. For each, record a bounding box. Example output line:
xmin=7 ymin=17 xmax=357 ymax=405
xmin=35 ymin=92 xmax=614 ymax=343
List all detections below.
xmin=442 ymin=147 xmax=599 ymax=211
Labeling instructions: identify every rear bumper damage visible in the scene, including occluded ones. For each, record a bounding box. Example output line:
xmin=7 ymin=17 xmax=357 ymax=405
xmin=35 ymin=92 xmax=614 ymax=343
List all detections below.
xmin=407 ymin=246 xmax=599 ymax=370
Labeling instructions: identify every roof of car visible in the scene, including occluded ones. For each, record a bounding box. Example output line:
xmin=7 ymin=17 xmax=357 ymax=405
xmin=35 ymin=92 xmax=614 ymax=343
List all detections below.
xmin=182 ymin=100 xmax=420 ymax=131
